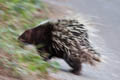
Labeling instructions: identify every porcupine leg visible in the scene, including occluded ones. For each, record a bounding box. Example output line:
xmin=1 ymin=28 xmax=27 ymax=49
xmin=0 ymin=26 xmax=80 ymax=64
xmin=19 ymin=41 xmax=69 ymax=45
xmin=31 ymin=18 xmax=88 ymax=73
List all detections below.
xmin=64 ymin=56 xmax=82 ymax=75
xmin=37 ymin=48 xmax=53 ymax=61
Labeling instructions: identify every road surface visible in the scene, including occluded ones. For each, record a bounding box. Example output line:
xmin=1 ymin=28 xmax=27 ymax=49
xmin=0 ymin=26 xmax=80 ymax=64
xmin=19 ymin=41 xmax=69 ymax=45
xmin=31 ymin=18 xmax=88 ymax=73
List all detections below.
xmin=44 ymin=0 xmax=120 ymax=80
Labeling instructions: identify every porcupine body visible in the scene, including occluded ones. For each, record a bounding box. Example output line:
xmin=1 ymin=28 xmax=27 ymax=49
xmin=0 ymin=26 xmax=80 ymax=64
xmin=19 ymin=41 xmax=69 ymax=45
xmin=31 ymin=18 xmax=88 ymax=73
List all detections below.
xmin=18 ymin=19 xmax=101 ymax=75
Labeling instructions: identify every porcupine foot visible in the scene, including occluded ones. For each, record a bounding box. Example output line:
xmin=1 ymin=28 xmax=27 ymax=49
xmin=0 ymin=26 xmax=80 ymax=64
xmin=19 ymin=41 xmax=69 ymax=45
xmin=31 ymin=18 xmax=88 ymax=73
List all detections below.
xmin=69 ymin=63 xmax=82 ymax=75
xmin=65 ymin=56 xmax=82 ymax=75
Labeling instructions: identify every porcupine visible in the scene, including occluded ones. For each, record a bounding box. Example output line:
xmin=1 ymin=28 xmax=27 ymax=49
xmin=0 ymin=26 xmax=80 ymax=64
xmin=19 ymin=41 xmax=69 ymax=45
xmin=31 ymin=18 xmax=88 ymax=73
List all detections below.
xmin=18 ymin=19 xmax=101 ymax=75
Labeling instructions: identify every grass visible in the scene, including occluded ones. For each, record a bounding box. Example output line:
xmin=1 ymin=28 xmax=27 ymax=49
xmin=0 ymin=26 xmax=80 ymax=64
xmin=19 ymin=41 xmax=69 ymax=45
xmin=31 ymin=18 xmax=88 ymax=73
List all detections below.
xmin=0 ymin=0 xmax=60 ymax=78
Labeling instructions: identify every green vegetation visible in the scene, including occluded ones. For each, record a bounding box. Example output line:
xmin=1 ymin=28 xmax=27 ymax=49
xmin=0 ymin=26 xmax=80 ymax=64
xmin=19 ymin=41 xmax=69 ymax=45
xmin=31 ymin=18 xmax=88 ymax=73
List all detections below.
xmin=0 ymin=0 xmax=59 ymax=78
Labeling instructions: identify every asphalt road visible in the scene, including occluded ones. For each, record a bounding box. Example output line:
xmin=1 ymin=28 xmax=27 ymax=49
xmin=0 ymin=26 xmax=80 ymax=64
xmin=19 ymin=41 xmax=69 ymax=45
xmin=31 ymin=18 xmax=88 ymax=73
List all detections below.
xmin=44 ymin=0 xmax=120 ymax=80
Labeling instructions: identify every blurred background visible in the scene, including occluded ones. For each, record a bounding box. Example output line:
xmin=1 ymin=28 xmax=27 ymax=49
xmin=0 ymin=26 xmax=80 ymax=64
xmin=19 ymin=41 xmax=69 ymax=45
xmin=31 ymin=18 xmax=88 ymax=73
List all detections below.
xmin=1 ymin=0 xmax=120 ymax=80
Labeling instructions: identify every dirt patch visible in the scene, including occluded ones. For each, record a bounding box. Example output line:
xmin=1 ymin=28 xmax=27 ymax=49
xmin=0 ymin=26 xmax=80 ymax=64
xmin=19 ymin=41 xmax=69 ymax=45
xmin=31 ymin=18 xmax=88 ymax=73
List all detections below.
xmin=0 ymin=75 xmax=19 ymax=80
xmin=0 ymin=49 xmax=21 ymax=80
